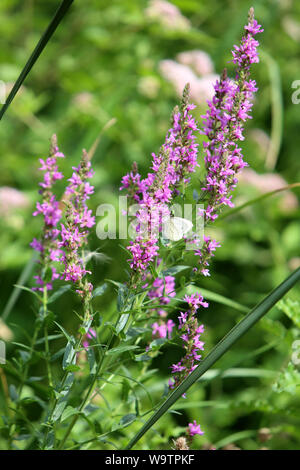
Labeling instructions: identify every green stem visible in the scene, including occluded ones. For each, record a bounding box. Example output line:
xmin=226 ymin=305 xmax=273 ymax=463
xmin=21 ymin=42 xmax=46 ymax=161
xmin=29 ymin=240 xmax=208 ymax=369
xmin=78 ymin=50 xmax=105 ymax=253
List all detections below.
xmin=43 ymin=286 xmax=53 ymax=389
xmin=57 ymin=325 xmax=117 ymax=450
xmin=41 ymin=332 xmax=84 ymax=449
xmin=9 ymin=320 xmax=40 ymax=448
xmin=17 ymin=324 xmax=40 ymax=397
xmin=58 ymin=288 xmax=147 ymax=449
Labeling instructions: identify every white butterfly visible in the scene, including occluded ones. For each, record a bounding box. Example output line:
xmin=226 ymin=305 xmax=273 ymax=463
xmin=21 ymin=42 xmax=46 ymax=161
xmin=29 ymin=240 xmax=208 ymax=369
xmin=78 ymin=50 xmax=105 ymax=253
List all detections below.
xmin=162 ymin=217 xmax=193 ymax=241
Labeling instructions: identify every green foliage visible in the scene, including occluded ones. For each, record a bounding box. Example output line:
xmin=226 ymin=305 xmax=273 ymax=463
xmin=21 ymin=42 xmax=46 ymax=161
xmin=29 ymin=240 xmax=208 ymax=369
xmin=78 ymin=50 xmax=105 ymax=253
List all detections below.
xmin=0 ymin=0 xmax=300 ymax=452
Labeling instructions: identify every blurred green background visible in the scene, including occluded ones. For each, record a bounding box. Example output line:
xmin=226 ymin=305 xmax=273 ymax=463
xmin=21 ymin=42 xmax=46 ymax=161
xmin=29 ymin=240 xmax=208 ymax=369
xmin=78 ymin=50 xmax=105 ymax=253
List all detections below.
xmin=0 ymin=0 xmax=300 ymax=450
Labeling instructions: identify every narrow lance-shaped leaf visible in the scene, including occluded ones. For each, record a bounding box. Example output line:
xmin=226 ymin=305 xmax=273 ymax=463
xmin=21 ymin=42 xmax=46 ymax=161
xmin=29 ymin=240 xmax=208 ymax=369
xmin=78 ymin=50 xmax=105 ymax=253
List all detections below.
xmin=126 ymin=267 xmax=300 ymax=449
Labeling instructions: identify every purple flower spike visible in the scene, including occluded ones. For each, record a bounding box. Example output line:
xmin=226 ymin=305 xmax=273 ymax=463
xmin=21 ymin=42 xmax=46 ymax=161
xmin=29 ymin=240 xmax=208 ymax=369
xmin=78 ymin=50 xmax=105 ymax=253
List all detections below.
xmin=31 ymin=135 xmax=65 ymax=292
xmin=121 ymin=84 xmax=200 ymax=275
xmin=195 ymin=8 xmax=262 ymax=276
xmin=169 ymin=292 xmax=206 ymax=392
xmin=59 ymin=149 xmax=95 ymax=301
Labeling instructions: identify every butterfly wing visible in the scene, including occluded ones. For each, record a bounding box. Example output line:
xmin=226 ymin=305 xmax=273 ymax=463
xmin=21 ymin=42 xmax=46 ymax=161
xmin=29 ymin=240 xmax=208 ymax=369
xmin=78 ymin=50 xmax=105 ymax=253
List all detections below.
xmin=163 ymin=217 xmax=193 ymax=241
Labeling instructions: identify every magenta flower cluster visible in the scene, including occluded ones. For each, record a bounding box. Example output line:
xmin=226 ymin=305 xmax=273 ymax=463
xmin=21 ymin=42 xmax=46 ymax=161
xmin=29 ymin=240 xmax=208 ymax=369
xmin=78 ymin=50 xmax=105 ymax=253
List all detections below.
xmin=31 ymin=138 xmax=95 ymax=299
xmin=121 ymin=85 xmax=200 ymax=274
xmin=194 ymin=10 xmax=263 ymax=276
xmin=200 ymin=14 xmax=263 ymax=224
xmin=31 ymin=135 xmax=65 ymax=291
xmin=194 ymin=236 xmax=221 ymax=278
xmin=146 ymin=273 xmax=176 ymax=339
xmin=169 ymin=294 xmax=208 ymax=391
xmin=152 ymin=319 xmax=175 ymax=340
xmin=59 ymin=150 xmax=95 ymax=290
xmin=148 ymin=275 xmax=176 ymax=304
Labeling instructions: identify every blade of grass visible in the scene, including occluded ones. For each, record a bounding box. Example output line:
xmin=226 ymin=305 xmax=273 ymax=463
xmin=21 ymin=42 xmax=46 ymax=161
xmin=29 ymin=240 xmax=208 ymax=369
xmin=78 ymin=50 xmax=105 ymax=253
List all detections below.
xmin=0 ymin=0 xmax=74 ymax=121
xmin=126 ymin=267 xmax=300 ymax=449
xmin=1 ymin=253 xmax=38 ymax=321
xmin=87 ymin=118 xmax=117 ymax=161
xmin=260 ymin=50 xmax=283 ymax=171
xmin=214 ymin=430 xmax=256 ymax=449
xmin=216 ymin=183 xmax=300 ymax=222
xmin=199 ymin=367 xmax=276 ymax=381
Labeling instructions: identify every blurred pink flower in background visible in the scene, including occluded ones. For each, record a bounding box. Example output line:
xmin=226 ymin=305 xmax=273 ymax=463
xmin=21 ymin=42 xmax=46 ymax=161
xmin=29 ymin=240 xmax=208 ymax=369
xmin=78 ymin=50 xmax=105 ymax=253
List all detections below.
xmin=282 ymin=16 xmax=300 ymax=42
xmin=72 ymin=92 xmax=93 ymax=109
xmin=239 ymin=168 xmax=299 ymax=212
xmin=176 ymin=50 xmax=214 ymax=76
xmin=159 ymin=60 xmax=218 ymax=104
xmin=288 ymin=258 xmax=300 ymax=271
xmin=145 ymin=0 xmax=190 ymax=31
xmin=249 ymin=128 xmax=271 ymax=156
xmin=0 ymin=186 xmax=29 ymax=217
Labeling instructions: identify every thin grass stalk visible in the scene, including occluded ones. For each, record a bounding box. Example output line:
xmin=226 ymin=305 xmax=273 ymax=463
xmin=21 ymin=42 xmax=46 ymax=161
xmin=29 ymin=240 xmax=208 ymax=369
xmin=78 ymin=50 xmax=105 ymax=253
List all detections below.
xmin=0 ymin=0 xmax=74 ymax=121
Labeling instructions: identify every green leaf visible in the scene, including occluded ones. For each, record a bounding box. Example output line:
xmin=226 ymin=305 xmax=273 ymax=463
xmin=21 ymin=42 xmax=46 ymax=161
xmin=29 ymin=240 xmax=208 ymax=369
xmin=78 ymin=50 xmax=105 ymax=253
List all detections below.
xmin=277 ymin=298 xmax=300 ymax=328
xmin=9 ymin=384 xmax=19 ymax=402
xmin=54 ymin=322 xmax=74 ymax=343
xmin=44 ymin=430 xmax=55 ymax=450
xmin=116 ymin=313 xmax=130 ymax=334
xmin=149 ymin=338 xmax=168 ymax=351
xmin=47 ymin=285 xmax=72 ymax=304
xmin=107 ymin=345 xmax=139 ymax=356
xmin=50 ymin=347 xmax=65 ymax=362
xmin=11 ymin=342 xmax=32 ymax=352
xmin=272 ymin=362 xmax=300 ymax=395
xmin=13 ymin=284 xmax=42 ymax=301
xmin=125 ymin=327 xmax=149 ymax=341
xmin=134 ymin=354 xmax=151 ymax=362
xmin=27 ymin=376 xmax=45 ymax=383
xmin=18 ymin=350 xmax=31 ymax=364
xmin=14 ymin=434 xmax=32 ymax=441
xmin=87 ymin=347 xmax=97 ymax=375
xmin=62 ymin=341 xmax=76 ymax=370
xmin=119 ymin=413 xmax=136 ymax=428
xmin=104 ymin=321 xmax=117 ymax=334
xmin=162 ymin=266 xmax=189 ymax=276
xmin=117 ymin=284 xmax=129 ymax=312
xmin=121 ymin=379 xmax=131 ymax=403
xmin=38 ymin=307 xmax=55 ymax=326
xmin=52 ymin=398 xmax=68 ymax=423
xmin=64 ymin=364 xmax=80 ymax=372
xmin=36 ymin=334 xmax=63 ymax=345
xmin=125 ymin=267 xmax=300 ymax=449
xmin=112 ymin=371 xmax=153 ymax=406
xmin=260 ymin=317 xmax=286 ymax=338
xmin=92 ymin=283 xmax=108 ymax=298
xmin=61 ymin=406 xmax=80 ymax=423
xmin=79 ymin=317 xmax=93 ymax=335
